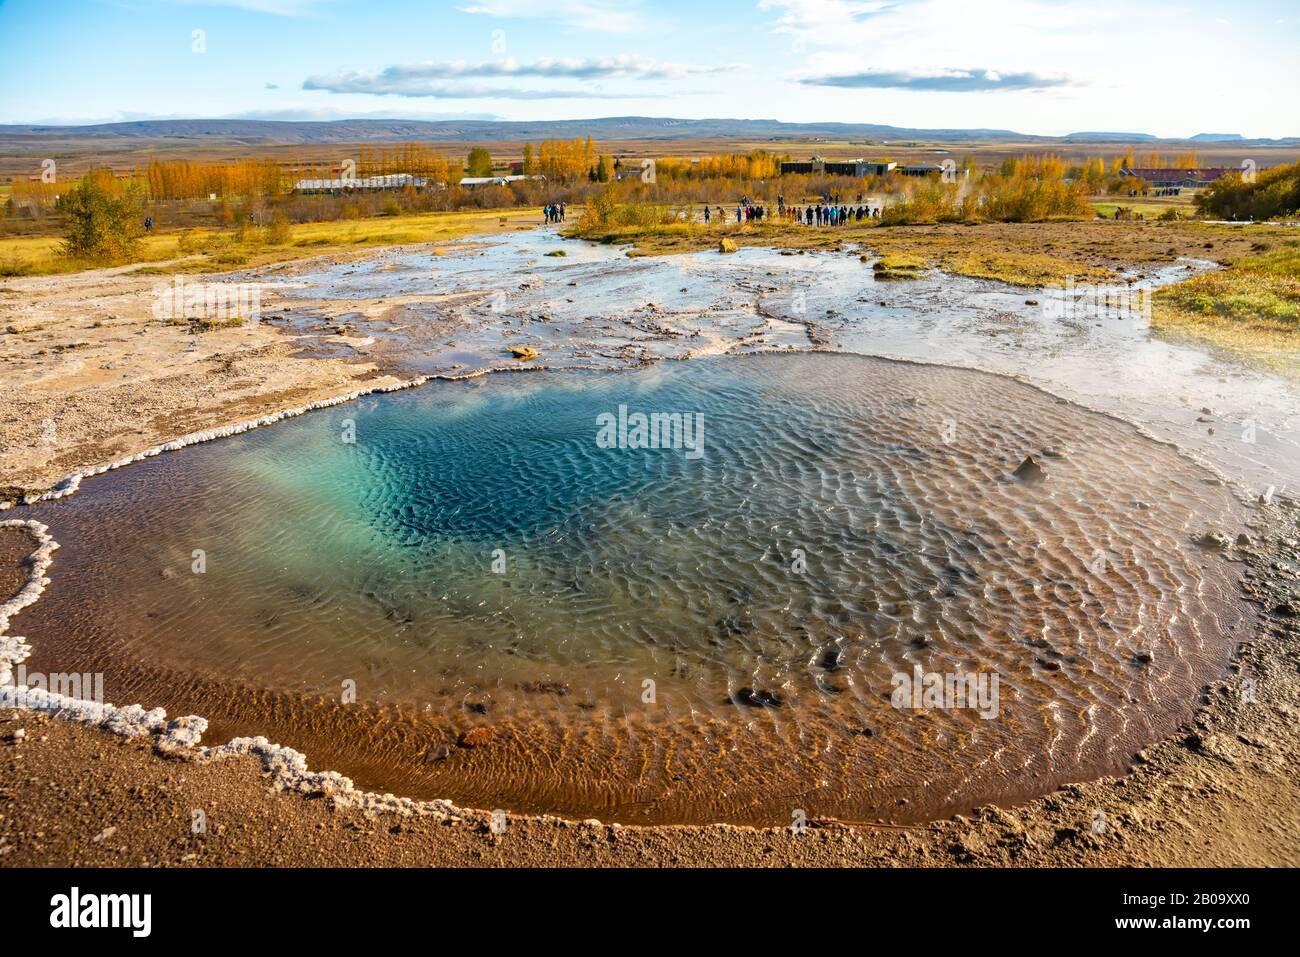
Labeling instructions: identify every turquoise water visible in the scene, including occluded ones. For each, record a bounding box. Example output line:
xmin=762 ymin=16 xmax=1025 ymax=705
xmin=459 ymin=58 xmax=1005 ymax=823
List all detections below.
xmin=22 ymin=353 xmax=1252 ymax=823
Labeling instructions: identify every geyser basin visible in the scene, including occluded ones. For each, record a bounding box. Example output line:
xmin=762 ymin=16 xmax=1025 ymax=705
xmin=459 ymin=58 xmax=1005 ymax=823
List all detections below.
xmin=19 ymin=353 xmax=1252 ymax=824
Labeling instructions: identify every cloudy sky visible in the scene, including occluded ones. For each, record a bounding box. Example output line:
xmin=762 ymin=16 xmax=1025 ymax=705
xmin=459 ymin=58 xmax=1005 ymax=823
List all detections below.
xmin=1 ymin=0 xmax=1296 ymax=136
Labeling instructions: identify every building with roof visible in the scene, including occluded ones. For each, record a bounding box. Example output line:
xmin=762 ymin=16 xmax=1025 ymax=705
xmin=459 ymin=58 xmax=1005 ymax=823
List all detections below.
xmin=293 ymin=173 xmax=430 ymax=194
xmin=458 ymin=174 xmax=544 ymax=189
xmin=1120 ymin=168 xmax=1234 ymax=189
xmin=780 ymin=158 xmax=897 ymax=177
xmin=897 ymin=163 xmax=969 ymax=178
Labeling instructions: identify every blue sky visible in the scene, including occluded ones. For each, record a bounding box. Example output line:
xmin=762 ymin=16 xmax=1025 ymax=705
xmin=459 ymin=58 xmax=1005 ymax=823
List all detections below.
xmin=1 ymin=0 xmax=1297 ymax=136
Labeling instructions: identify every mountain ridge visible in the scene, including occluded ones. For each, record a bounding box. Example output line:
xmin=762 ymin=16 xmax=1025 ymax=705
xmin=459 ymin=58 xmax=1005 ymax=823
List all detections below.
xmin=1 ymin=117 xmax=1295 ymax=148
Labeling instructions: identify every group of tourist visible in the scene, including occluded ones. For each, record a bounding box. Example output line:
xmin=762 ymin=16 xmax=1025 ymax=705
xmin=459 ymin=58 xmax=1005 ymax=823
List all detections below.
xmin=700 ymin=197 xmax=882 ymax=227
xmin=787 ymin=203 xmax=881 ymax=225
xmin=543 ymin=202 xmax=567 ymax=224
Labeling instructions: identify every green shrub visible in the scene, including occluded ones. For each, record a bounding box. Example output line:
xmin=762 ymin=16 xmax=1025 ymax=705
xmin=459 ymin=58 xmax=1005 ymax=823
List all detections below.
xmin=60 ymin=172 xmax=145 ymax=264
xmin=1196 ymin=160 xmax=1300 ymax=221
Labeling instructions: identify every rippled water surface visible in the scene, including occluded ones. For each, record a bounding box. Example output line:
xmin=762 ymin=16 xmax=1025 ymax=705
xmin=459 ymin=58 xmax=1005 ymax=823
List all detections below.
xmin=21 ymin=353 xmax=1254 ymax=823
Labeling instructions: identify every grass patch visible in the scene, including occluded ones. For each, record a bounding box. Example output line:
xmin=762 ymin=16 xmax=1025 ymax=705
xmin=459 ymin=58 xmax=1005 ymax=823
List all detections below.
xmin=160 ymin=315 xmax=247 ymax=332
xmin=941 ymin=250 xmax=1114 ymax=287
xmin=870 ymin=252 xmax=927 ymax=280
xmin=1152 ymin=242 xmax=1300 ymax=374
xmin=1154 ymin=245 xmax=1300 ymax=332
xmin=0 ymin=208 xmax=540 ymax=277
xmin=0 ymin=257 xmax=34 ymax=277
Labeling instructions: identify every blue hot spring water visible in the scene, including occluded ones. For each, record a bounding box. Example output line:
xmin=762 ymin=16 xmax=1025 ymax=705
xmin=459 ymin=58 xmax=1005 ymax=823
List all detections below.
xmin=18 ymin=352 xmax=1252 ymax=823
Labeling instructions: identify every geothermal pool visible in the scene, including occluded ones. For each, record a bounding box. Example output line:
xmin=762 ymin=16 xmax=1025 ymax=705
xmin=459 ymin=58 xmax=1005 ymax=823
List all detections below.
xmin=19 ymin=352 xmax=1254 ymax=824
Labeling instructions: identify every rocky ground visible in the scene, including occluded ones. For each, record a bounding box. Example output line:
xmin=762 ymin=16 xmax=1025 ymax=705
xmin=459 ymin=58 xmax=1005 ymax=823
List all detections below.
xmin=0 ymin=256 xmax=416 ymax=499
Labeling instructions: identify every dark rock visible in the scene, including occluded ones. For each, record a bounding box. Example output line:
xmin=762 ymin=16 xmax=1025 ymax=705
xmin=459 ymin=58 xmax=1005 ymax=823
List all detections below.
xmin=1012 ymin=455 xmax=1046 ymax=483
xmin=818 ymin=647 xmax=844 ymax=672
xmin=732 ymin=687 xmax=783 ymax=709
xmin=424 ymin=744 xmax=451 ymax=763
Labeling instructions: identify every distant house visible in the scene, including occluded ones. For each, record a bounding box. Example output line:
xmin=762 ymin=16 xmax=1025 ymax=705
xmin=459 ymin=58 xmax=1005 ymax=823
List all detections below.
xmin=293 ymin=173 xmax=429 ymax=194
xmin=780 ymin=157 xmax=897 ymax=177
xmin=1120 ymin=168 xmax=1234 ymax=189
xmin=896 ymin=163 xmax=965 ymax=178
xmin=458 ymin=174 xmax=544 ymax=189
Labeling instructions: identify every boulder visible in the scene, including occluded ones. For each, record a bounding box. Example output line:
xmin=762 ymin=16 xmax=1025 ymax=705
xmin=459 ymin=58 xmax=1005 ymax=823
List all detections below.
xmin=1012 ymin=455 xmax=1046 ymax=483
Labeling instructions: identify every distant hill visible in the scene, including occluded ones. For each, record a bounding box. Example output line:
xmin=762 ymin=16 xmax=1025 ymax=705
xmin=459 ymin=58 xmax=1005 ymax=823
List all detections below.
xmin=1188 ymin=133 xmax=1246 ymax=142
xmin=1063 ymin=132 xmax=1159 ymax=142
xmin=0 ymin=116 xmax=1029 ymax=146
xmin=0 ymin=117 xmax=1295 ymax=149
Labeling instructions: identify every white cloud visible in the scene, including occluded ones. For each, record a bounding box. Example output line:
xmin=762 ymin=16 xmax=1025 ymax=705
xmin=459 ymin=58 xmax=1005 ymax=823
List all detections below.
xmin=303 ymin=56 xmax=740 ymax=98
xmin=799 ymin=66 xmax=1076 ymax=92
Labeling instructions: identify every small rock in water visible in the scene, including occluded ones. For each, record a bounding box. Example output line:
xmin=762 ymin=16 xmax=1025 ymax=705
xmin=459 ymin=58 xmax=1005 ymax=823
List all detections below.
xmin=1196 ymin=531 xmax=1231 ymax=550
xmin=1236 ymin=533 xmax=1252 ymax=547
xmin=719 ymin=238 xmax=738 ymax=253
xmin=819 ymin=648 xmax=844 ymax=672
xmin=732 ymin=687 xmax=783 ymax=709
xmin=509 ymin=345 xmax=539 ymax=360
xmin=1012 ymin=455 xmax=1046 ymax=483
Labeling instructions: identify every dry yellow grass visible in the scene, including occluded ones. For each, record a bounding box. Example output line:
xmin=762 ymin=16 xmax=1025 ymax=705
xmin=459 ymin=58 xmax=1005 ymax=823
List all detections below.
xmin=0 ymin=207 xmax=544 ymax=277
